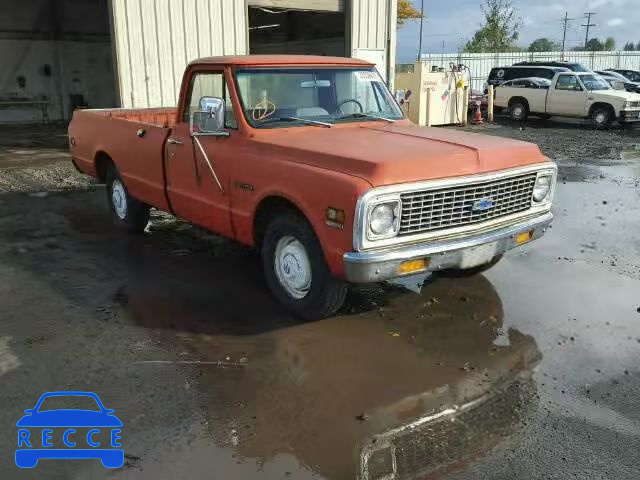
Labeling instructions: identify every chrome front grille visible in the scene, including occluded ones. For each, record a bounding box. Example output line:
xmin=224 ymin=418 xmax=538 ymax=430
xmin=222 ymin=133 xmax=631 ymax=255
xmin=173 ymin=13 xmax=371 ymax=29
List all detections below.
xmin=627 ymin=101 xmax=640 ymax=108
xmin=399 ymin=172 xmax=538 ymax=236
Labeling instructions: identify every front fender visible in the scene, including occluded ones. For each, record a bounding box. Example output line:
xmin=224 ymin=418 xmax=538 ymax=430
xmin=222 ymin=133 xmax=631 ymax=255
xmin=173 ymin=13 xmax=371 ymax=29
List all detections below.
xmin=231 ymin=162 xmax=371 ymax=278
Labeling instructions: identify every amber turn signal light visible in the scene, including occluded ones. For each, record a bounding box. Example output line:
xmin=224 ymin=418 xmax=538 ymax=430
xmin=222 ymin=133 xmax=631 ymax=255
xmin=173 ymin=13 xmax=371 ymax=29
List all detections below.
xmin=397 ymin=258 xmax=430 ymax=275
xmin=516 ymin=230 xmax=534 ymax=245
xmin=326 ymin=207 xmax=346 ymax=228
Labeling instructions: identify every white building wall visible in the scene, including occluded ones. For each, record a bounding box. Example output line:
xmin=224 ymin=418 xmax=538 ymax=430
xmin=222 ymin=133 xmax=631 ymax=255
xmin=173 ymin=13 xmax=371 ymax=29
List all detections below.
xmin=350 ymin=0 xmax=397 ymax=87
xmin=110 ymin=0 xmax=248 ymax=109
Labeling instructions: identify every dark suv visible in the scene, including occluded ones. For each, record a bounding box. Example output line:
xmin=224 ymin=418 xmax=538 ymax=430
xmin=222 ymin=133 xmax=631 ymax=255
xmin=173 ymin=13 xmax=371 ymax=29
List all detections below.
xmin=512 ymin=61 xmax=591 ymax=72
xmin=487 ymin=66 xmax=569 ymax=90
xmin=606 ymin=69 xmax=640 ymax=83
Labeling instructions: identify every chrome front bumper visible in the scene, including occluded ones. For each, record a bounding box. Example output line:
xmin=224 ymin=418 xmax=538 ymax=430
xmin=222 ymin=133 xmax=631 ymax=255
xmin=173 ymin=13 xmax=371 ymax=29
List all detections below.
xmin=343 ymin=212 xmax=553 ymax=283
xmin=620 ymin=109 xmax=640 ymax=122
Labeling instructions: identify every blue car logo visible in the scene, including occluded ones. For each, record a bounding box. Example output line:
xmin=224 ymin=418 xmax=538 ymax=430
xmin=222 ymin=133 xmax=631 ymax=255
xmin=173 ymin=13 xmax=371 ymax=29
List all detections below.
xmin=471 ymin=197 xmax=495 ymax=213
xmin=15 ymin=391 xmax=123 ymax=468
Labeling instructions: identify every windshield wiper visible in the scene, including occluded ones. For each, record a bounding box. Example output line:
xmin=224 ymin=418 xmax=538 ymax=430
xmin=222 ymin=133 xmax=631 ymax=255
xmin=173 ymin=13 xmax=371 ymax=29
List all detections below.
xmin=336 ymin=112 xmax=396 ymax=123
xmin=257 ymin=116 xmax=332 ymax=128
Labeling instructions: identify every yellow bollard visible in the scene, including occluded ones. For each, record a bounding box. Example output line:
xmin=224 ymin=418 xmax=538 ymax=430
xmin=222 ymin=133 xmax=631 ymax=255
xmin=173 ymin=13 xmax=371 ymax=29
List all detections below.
xmin=488 ymin=85 xmax=495 ymax=123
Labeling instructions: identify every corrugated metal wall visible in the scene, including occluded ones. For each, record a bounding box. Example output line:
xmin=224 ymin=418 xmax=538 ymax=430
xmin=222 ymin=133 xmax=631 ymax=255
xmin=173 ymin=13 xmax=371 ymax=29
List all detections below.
xmin=350 ymin=0 xmax=396 ymax=85
xmin=411 ymin=51 xmax=640 ymax=92
xmin=110 ymin=0 xmax=247 ymax=108
xmin=351 ymin=0 xmax=388 ymax=51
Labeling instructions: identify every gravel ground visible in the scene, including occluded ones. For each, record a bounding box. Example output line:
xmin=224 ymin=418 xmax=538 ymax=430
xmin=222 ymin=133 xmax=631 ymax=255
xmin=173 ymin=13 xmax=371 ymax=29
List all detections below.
xmin=0 ymin=125 xmax=92 ymax=193
xmin=462 ymin=116 xmax=640 ymax=161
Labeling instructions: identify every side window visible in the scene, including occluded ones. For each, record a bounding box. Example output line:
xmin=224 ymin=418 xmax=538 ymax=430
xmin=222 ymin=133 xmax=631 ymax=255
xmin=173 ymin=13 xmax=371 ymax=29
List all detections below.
xmin=503 ymin=69 xmax=518 ymax=81
xmin=555 ymin=75 xmax=582 ymax=91
xmin=183 ymin=72 xmax=237 ymax=129
xmin=627 ymin=71 xmax=640 ymax=82
xmin=536 ymin=69 xmax=554 ymax=80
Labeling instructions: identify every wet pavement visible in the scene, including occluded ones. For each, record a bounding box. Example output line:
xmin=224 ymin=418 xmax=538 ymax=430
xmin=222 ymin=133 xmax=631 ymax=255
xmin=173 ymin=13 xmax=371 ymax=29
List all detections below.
xmin=1 ymin=125 xmax=639 ymax=479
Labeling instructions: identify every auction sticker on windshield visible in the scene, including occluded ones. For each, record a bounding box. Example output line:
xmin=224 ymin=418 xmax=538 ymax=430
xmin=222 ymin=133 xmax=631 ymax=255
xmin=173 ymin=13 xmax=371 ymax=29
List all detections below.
xmin=15 ymin=391 xmax=124 ymax=468
xmin=355 ymin=71 xmax=380 ymax=81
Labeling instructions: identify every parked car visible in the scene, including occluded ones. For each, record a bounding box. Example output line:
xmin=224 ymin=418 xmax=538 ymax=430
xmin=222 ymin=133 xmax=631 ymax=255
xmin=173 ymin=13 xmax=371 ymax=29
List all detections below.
xmin=513 ymin=61 xmax=591 ymax=73
xmin=595 ymin=70 xmax=640 ymax=93
xmin=487 ymin=66 xmax=569 ymax=90
xmin=494 ymin=71 xmax=640 ymax=128
xmin=595 ymin=71 xmax=629 ymax=91
xmin=606 ymin=68 xmax=640 ymax=83
xmin=69 ymin=55 xmax=557 ymax=319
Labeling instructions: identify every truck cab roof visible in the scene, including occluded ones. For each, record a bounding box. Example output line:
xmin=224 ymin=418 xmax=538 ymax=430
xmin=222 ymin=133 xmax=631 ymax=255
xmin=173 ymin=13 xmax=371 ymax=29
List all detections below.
xmin=188 ymin=55 xmax=374 ymax=68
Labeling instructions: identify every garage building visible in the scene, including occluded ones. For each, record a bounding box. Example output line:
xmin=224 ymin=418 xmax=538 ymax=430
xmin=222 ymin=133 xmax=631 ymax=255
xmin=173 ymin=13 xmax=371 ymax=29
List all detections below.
xmin=0 ymin=0 xmax=397 ymax=123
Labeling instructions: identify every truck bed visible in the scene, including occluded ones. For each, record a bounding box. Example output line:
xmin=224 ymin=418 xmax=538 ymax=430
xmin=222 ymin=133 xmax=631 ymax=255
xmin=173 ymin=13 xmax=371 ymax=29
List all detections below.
xmin=88 ymin=107 xmax=178 ymax=128
xmin=69 ymin=107 xmax=176 ymax=211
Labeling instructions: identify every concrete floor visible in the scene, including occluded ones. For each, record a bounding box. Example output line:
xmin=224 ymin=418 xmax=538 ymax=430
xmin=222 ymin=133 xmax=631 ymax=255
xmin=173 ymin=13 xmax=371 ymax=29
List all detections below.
xmin=0 ymin=123 xmax=639 ymax=479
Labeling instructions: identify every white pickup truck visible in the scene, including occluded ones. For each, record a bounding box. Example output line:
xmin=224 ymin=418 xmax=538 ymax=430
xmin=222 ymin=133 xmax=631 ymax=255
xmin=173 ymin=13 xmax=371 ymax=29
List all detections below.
xmin=495 ymin=71 xmax=640 ymax=128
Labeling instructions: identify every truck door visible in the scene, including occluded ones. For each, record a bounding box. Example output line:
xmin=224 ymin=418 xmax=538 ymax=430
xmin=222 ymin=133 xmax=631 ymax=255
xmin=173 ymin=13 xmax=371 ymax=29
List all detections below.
xmin=547 ymin=74 xmax=588 ymax=116
xmin=165 ymin=70 xmax=238 ymax=237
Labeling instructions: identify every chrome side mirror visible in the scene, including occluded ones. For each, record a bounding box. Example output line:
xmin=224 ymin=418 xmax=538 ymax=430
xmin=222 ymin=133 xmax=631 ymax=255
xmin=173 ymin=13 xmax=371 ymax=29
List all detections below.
xmin=190 ymin=96 xmax=229 ymax=137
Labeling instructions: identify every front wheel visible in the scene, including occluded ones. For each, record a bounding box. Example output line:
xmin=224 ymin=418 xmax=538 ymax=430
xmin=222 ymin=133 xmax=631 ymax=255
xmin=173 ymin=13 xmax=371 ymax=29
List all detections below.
xmin=106 ymin=166 xmax=150 ymax=233
xmin=591 ymin=107 xmax=612 ymax=129
xmin=261 ymin=214 xmax=348 ymax=320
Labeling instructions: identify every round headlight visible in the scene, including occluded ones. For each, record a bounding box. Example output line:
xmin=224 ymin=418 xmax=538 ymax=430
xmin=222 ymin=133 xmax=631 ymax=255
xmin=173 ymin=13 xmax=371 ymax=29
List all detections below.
xmin=370 ymin=203 xmax=397 ymax=236
xmin=533 ymin=175 xmax=552 ymax=202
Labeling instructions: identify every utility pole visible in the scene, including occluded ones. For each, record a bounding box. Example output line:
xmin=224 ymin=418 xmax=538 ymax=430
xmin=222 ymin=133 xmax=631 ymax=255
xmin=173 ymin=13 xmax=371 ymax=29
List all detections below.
xmin=417 ymin=0 xmax=425 ymax=60
xmin=583 ymin=12 xmax=597 ymax=49
xmin=561 ymin=12 xmax=576 ymax=59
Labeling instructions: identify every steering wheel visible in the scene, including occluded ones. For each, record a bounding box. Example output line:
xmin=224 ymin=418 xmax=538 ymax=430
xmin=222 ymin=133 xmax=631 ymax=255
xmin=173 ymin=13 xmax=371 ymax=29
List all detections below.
xmin=337 ymin=99 xmax=364 ymax=114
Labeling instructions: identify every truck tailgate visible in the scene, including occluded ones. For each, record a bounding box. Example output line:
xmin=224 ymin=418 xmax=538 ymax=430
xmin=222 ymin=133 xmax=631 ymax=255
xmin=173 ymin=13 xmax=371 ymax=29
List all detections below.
xmin=69 ymin=109 xmax=173 ymax=211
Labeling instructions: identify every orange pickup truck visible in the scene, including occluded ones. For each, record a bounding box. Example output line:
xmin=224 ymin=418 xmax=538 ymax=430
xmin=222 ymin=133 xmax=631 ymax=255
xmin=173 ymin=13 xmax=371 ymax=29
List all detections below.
xmin=69 ymin=55 xmax=557 ymax=319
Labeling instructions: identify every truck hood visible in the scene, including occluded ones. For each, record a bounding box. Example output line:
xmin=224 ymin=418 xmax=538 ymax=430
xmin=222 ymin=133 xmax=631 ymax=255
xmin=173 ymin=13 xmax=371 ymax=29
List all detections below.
xmin=254 ymin=123 xmax=547 ymax=187
xmin=593 ymin=90 xmax=640 ymax=102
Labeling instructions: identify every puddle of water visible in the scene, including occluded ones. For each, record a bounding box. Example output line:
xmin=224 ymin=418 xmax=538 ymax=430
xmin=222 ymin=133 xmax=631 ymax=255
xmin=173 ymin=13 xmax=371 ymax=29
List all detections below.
xmin=121 ymin=270 xmax=542 ymax=479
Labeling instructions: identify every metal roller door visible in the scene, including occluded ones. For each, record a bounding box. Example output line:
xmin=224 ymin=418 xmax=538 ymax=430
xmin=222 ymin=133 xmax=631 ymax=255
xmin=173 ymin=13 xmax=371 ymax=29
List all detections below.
xmin=247 ymin=0 xmax=344 ymax=13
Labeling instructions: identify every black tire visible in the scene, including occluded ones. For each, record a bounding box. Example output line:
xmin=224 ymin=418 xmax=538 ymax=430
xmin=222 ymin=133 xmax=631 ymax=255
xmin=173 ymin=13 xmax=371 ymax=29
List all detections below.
xmin=591 ymin=106 xmax=612 ymax=129
xmin=261 ymin=213 xmax=348 ymax=320
xmin=444 ymin=254 xmax=503 ymax=278
xmin=509 ymin=100 xmax=528 ymax=122
xmin=106 ymin=166 xmax=150 ymax=233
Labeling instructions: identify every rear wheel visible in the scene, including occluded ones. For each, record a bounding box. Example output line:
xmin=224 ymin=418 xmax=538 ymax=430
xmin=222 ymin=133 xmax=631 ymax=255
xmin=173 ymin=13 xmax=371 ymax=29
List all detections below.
xmin=509 ymin=100 xmax=528 ymax=121
xmin=261 ymin=214 xmax=348 ymax=320
xmin=591 ymin=106 xmax=612 ymax=129
xmin=106 ymin=166 xmax=150 ymax=233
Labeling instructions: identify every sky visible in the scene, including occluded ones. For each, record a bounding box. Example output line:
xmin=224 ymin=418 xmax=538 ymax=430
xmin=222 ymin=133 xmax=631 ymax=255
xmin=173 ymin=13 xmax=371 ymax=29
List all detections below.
xmin=396 ymin=0 xmax=640 ymax=61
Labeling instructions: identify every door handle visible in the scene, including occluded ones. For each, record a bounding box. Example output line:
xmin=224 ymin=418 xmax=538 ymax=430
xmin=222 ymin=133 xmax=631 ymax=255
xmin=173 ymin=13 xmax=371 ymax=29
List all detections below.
xmin=167 ymin=138 xmax=183 ymax=145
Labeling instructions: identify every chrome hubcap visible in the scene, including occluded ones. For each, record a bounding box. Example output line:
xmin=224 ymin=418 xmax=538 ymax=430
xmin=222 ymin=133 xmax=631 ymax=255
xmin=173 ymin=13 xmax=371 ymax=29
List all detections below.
xmin=513 ymin=106 xmax=523 ymax=118
xmin=111 ymin=180 xmax=128 ymax=220
xmin=595 ymin=112 xmax=606 ymax=124
xmin=274 ymin=236 xmax=312 ymax=299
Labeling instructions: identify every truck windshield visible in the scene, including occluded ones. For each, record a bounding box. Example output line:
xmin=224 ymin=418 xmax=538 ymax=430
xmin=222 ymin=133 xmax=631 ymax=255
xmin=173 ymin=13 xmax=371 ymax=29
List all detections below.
xmin=581 ymin=75 xmax=611 ymax=91
xmin=234 ymin=68 xmax=404 ymax=128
